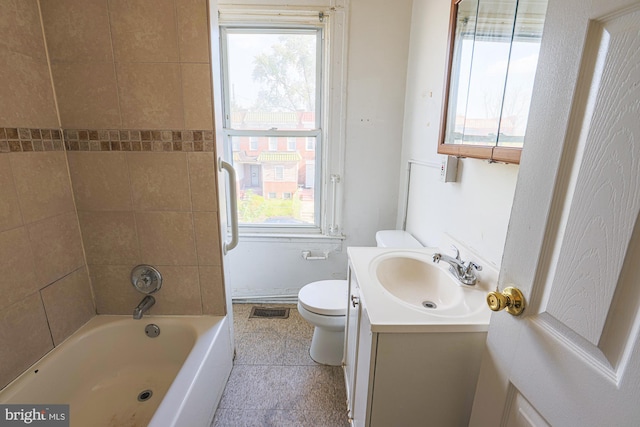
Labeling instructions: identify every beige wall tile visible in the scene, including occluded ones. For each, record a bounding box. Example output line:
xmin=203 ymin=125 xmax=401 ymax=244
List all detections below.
xmin=0 ymin=50 xmax=59 ymax=128
xmin=0 ymin=293 xmax=54 ymax=389
xmin=182 ymin=63 xmax=213 ymax=130
xmin=78 ymin=211 xmax=140 ymax=265
xmin=108 ymin=0 xmax=179 ymax=63
xmin=135 ymin=212 xmax=197 ymax=265
xmin=149 ymin=266 xmax=202 ymax=315
xmin=52 ymin=63 xmax=121 ymax=129
xmin=199 ymin=266 xmax=225 ymax=315
xmin=0 ymin=227 xmax=39 ymax=312
xmin=116 ymin=63 xmax=184 ymax=129
xmin=40 ymin=0 xmax=113 ymax=62
xmin=0 ymin=0 xmax=47 ymax=61
xmin=188 ymin=152 xmax=218 ymax=212
xmin=89 ymin=264 xmax=141 ymax=314
xmin=41 ymin=267 xmax=95 ymax=345
xmin=0 ymin=157 xmax=23 ymax=232
xmin=176 ymin=0 xmax=210 ymax=63
xmin=67 ymin=152 xmax=133 ymax=211
xmin=10 ymin=152 xmax=75 ymax=224
xmin=127 ymin=152 xmax=192 ymax=211
xmin=194 ymin=211 xmax=222 ymax=266
xmin=27 ymin=212 xmax=85 ymax=287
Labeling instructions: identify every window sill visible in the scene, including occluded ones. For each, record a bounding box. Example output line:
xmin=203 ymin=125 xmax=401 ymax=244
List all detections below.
xmin=237 ymin=231 xmax=346 ymax=242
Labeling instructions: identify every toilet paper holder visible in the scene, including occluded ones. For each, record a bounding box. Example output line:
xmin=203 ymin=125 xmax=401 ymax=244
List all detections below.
xmin=302 ymin=250 xmax=329 ymax=261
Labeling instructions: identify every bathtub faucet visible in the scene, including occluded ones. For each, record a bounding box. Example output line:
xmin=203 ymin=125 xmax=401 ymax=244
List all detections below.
xmin=432 ymin=245 xmax=482 ymax=286
xmin=133 ymin=295 xmax=155 ymax=320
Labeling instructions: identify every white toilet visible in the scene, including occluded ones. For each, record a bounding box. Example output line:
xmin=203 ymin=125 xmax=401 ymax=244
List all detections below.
xmin=297 ymin=230 xmax=422 ymax=365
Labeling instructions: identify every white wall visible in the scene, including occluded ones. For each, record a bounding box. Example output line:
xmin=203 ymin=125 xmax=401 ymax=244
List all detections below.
xmin=226 ymin=0 xmax=414 ymax=298
xmin=399 ymin=0 xmax=519 ymax=268
xmin=342 ymin=0 xmax=414 ymax=247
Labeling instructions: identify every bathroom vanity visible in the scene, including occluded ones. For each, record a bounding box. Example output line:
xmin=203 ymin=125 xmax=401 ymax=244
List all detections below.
xmin=343 ymin=246 xmax=494 ymax=426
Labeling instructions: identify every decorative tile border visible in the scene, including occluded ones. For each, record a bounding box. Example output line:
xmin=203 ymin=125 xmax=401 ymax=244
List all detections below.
xmin=0 ymin=128 xmax=64 ymax=153
xmin=64 ymin=129 xmax=215 ymax=152
xmin=0 ymin=128 xmax=215 ymax=154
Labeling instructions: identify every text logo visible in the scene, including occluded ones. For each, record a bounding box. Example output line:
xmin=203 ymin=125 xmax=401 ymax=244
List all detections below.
xmin=0 ymin=405 xmax=69 ymax=427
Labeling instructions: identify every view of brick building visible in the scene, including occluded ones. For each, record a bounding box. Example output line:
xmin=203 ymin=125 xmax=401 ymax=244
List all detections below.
xmin=231 ymin=111 xmax=316 ymax=201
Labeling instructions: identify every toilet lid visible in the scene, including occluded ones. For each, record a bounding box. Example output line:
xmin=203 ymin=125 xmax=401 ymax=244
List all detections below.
xmin=298 ymin=280 xmax=348 ymax=316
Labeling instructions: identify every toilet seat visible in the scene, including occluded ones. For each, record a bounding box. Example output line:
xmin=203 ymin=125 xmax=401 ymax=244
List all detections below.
xmin=298 ymin=280 xmax=347 ymax=316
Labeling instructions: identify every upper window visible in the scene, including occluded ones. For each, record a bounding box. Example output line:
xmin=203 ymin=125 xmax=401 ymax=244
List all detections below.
xmin=221 ymin=26 xmax=322 ymax=229
xmin=249 ymin=136 xmax=258 ymax=151
xmin=305 ymin=137 xmax=315 ymax=151
xmin=268 ymin=137 xmax=278 ymax=151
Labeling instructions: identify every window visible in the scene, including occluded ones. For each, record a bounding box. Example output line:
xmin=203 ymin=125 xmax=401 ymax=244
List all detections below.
xmin=274 ymin=165 xmax=284 ymax=181
xmin=305 ymin=137 xmax=315 ymax=151
xmin=268 ymin=137 xmax=278 ymax=151
xmin=249 ymin=137 xmax=258 ymax=151
xmin=221 ymin=25 xmax=323 ymax=229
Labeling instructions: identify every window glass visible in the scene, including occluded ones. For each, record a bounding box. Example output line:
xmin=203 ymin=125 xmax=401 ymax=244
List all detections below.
xmin=226 ymin=31 xmax=317 ymax=131
xmin=222 ymin=28 xmax=321 ymax=228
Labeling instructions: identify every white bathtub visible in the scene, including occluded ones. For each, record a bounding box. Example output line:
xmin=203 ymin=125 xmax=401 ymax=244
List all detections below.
xmin=0 ymin=315 xmax=233 ymax=427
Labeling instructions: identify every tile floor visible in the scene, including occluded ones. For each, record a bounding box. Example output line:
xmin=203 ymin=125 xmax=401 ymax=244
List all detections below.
xmin=212 ymin=304 xmax=350 ymax=427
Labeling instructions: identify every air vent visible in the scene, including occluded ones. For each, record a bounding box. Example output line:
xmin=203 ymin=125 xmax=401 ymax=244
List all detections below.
xmin=249 ymin=307 xmax=290 ymax=319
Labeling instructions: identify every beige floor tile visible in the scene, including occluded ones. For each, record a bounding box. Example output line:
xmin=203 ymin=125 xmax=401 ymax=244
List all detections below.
xmin=214 ymin=303 xmax=349 ymax=426
xmin=234 ymin=332 xmax=286 ymax=366
xmin=282 ymin=338 xmax=316 ymax=366
xmin=213 ymin=409 xmax=349 ymax=427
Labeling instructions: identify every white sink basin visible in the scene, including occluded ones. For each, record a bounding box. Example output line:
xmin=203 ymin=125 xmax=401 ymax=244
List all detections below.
xmin=372 ymin=252 xmax=486 ymax=317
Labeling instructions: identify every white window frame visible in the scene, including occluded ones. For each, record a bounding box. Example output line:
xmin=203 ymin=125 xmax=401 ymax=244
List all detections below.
xmin=218 ymin=4 xmax=348 ymax=237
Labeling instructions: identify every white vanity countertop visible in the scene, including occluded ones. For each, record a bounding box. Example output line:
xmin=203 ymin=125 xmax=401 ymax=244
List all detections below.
xmin=348 ymin=246 xmax=494 ymax=333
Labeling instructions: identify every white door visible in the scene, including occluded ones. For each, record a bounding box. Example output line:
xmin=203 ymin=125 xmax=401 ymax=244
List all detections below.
xmin=209 ymin=0 xmax=238 ymax=341
xmin=470 ymin=0 xmax=640 ymax=426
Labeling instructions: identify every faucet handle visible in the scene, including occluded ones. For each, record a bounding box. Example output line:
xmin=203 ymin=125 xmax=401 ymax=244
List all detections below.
xmin=466 ymin=261 xmax=482 ymax=272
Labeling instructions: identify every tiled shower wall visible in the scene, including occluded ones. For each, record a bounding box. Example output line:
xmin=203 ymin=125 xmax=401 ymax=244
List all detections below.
xmin=0 ymin=1 xmax=94 ymax=389
xmin=40 ymin=0 xmax=225 ymax=317
xmin=67 ymin=148 xmax=225 ymax=316
xmin=0 ymin=0 xmax=225 ymax=388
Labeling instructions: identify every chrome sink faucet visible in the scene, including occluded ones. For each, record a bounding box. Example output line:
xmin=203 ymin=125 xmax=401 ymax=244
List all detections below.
xmin=432 ymin=246 xmax=482 ymax=286
xmin=133 ymin=295 xmax=155 ymax=320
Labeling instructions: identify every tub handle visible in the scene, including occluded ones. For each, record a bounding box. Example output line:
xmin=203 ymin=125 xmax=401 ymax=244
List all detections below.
xmin=218 ymin=158 xmax=239 ymax=254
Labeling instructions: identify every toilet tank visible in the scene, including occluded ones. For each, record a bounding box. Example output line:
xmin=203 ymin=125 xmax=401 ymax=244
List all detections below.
xmin=375 ymin=230 xmax=422 ymax=248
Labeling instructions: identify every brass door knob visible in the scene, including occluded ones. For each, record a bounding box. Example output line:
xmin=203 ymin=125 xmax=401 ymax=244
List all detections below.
xmin=487 ymin=287 xmax=525 ymax=316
